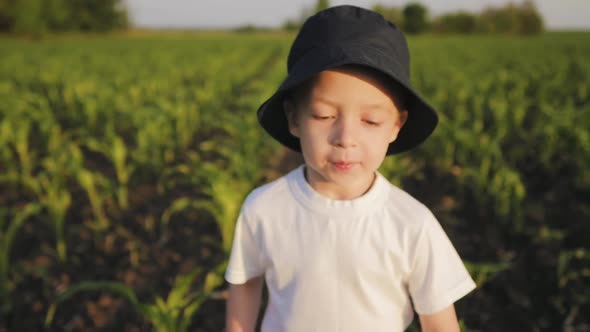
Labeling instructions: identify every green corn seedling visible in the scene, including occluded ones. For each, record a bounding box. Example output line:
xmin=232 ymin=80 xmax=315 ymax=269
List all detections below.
xmin=0 ymin=118 xmax=39 ymax=193
xmin=200 ymin=164 xmax=250 ymax=254
xmin=14 ymin=121 xmax=34 ymax=181
xmin=0 ymin=203 xmax=42 ymax=300
xmin=464 ymin=261 xmax=511 ymax=287
xmin=160 ymin=167 xmax=248 ymax=254
xmin=84 ymin=136 xmax=132 ymax=211
xmin=37 ymin=174 xmax=72 ymax=262
xmin=77 ymin=169 xmax=110 ymax=231
xmin=45 ymin=268 xmax=219 ymax=332
xmin=111 ymin=136 xmax=132 ymax=210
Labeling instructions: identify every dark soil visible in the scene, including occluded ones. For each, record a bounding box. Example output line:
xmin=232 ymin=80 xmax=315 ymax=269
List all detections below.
xmin=0 ymin=148 xmax=302 ymax=332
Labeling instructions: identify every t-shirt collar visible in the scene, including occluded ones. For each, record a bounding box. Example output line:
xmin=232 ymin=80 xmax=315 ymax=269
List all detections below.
xmin=287 ymin=164 xmax=388 ymax=218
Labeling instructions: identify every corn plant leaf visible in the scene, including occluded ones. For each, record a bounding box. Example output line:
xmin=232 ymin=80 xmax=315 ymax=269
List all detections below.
xmin=45 ymin=281 xmax=146 ymax=327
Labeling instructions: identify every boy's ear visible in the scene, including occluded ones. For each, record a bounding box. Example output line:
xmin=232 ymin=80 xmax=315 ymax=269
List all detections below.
xmin=283 ymin=99 xmax=300 ymax=138
xmin=389 ymin=110 xmax=408 ymax=143
xmin=398 ymin=110 xmax=408 ymax=128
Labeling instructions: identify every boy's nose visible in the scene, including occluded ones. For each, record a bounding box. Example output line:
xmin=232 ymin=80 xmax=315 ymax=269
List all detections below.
xmin=331 ymin=117 xmax=357 ymax=148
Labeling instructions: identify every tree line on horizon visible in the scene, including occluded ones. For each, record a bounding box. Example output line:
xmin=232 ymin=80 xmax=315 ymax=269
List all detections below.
xmin=281 ymin=0 xmax=544 ymax=35
xmin=0 ymin=0 xmax=544 ymax=36
xmin=0 ymin=0 xmax=127 ymax=34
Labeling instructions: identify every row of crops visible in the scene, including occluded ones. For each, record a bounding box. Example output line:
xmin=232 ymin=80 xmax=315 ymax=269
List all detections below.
xmin=0 ymin=34 xmax=291 ymax=331
xmin=1 ymin=32 xmax=589 ymax=331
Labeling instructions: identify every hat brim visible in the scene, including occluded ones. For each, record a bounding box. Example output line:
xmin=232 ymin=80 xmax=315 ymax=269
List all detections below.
xmin=257 ymin=44 xmax=438 ymax=155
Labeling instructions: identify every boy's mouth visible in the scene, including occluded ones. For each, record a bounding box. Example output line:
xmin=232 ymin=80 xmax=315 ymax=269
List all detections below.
xmin=332 ymin=161 xmax=354 ymax=170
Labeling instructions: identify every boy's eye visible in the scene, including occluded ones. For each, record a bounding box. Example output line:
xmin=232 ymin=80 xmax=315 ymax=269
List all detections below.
xmin=364 ymin=119 xmax=381 ymax=126
xmin=312 ymin=114 xmax=333 ymax=120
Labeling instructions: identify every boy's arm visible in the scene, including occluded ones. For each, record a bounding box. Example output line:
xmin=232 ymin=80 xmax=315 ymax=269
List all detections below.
xmin=418 ymin=304 xmax=461 ymax=332
xmin=226 ymin=276 xmax=264 ymax=332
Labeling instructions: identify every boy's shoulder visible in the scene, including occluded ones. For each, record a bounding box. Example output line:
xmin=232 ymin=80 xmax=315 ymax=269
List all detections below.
xmin=378 ymin=173 xmax=437 ymax=227
xmin=240 ymin=168 xmax=295 ymax=215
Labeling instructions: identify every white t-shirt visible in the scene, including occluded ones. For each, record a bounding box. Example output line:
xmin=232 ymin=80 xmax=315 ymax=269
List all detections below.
xmin=225 ymin=165 xmax=476 ymax=331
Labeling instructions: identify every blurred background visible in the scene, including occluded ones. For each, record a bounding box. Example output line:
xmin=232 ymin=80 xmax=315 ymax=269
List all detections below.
xmin=0 ymin=0 xmax=589 ymax=331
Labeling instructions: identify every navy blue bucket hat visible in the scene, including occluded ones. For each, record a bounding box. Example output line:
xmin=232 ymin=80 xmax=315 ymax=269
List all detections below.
xmin=257 ymin=5 xmax=438 ymax=154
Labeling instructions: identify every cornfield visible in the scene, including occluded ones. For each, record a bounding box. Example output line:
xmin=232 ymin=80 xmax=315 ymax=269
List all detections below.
xmin=1 ymin=31 xmax=588 ymax=331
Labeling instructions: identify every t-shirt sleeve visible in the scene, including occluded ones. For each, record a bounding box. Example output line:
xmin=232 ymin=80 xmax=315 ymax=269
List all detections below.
xmin=407 ymin=210 xmax=476 ymax=315
xmin=224 ymin=209 xmax=267 ymax=284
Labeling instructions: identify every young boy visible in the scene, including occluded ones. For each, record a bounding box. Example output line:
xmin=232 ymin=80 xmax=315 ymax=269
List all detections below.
xmin=225 ymin=5 xmax=476 ymax=332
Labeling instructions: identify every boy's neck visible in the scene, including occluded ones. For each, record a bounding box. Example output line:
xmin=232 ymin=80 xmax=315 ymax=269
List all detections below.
xmin=303 ymin=165 xmax=377 ymax=200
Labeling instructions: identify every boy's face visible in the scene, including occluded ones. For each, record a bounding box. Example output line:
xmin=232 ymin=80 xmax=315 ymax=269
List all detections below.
xmin=284 ymin=66 xmax=408 ymax=200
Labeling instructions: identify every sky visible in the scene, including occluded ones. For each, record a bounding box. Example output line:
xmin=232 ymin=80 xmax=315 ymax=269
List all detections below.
xmin=123 ymin=0 xmax=590 ymax=30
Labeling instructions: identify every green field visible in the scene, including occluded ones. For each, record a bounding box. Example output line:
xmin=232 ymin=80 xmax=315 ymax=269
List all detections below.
xmin=1 ymin=32 xmax=589 ymax=331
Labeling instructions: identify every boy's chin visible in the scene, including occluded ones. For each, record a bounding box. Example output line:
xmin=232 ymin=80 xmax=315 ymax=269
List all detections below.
xmin=309 ymin=165 xmax=375 ymax=185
